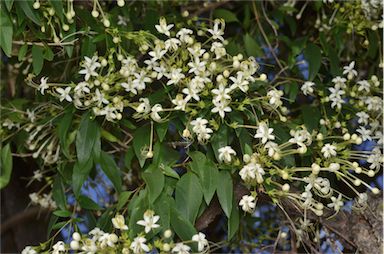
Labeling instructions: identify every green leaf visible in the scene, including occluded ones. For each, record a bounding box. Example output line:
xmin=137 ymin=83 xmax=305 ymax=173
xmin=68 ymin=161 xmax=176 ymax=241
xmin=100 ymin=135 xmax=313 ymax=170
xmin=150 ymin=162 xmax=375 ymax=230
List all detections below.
xmin=124 ymin=146 xmax=134 ymax=171
xmin=0 ymin=8 xmax=13 ymax=57
xmin=43 ymin=47 xmax=54 ymax=61
xmin=228 ymin=198 xmax=240 ymax=240
xmin=189 ymin=151 xmax=218 ymax=204
xmin=211 ymin=125 xmax=230 ymax=161
xmin=217 ymin=171 xmax=233 ymax=218
xmin=47 ymin=214 xmax=59 ymax=238
xmin=76 ymin=113 xmax=99 ymax=165
xmin=99 ymin=151 xmax=122 ymax=193
xmin=132 ymin=124 xmax=151 ymax=168
xmin=18 ymin=44 xmax=28 ymax=61
xmin=57 ymin=109 xmax=73 ymax=158
xmin=155 ymin=122 xmax=168 ymax=142
xmin=72 ymin=158 xmax=93 ymax=196
xmin=101 ymin=129 xmax=118 ymax=143
xmin=154 ymin=193 xmax=172 ymax=230
xmin=52 ymin=175 xmax=67 ymax=210
xmin=0 ymin=144 xmax=12 ymax=189
xmin=49 ymin=0 xmax=63 ymax=21
xmin=302 ymin=106 xmax=321 ymax=132
xmin=244 ymin=33 xmax=262 ymax=57
xmin=78 ymin=195 xmax=101 ymax=210
xmin=175 ymin=172 xmax=203 ymax=223
xmin=170 ymin=206 xmax=197 ymax=241
xmin=213 ymin=9 xmax=238 ymax=23
xmin=53 ymin=210 xmax=72 ymax=217
xmin=32 ymin=45 xmax=44 ymax=75
xmin=161 ymin=165 xmax=180 ymax=179
xmin=116 ymin=191 xmax=133 ymax=210
xmin=142 ymin=164 xmax=164 ymax=203
xmin=16 ymin=0 xmax=41 ymax=25
xmin=303 ymin=43 xmax=321 ymax=81
xmin=328 ymin=47 xmax=341 ymax=76
xmin=4 ymin=0 xmax=14 ymax=11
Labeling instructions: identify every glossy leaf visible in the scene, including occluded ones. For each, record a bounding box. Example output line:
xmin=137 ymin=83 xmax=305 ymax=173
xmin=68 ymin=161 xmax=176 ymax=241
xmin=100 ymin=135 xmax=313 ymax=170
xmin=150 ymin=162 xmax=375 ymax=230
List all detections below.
xmin=217 ymin=171 xmax=233 ymax=218
xmin=0 ymin=144 xmax=12 ymax=189
xmin=142 ymin=164 xmax=164 ymax=203
xmin=99 ymin=152 xmax=122 ymax=193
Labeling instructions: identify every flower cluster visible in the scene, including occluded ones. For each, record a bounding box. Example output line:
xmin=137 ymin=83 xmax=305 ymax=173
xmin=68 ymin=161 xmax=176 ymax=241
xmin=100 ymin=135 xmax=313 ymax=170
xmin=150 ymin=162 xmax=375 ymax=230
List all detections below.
xmin=23 ymin=210 xmax=210 ymax=254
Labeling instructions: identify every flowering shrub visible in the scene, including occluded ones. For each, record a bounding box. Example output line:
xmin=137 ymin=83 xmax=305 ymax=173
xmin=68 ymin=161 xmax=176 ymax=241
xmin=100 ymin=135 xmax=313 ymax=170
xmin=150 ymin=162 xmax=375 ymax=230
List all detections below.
xmin=0 ymin=0 xmax=382 ymax=253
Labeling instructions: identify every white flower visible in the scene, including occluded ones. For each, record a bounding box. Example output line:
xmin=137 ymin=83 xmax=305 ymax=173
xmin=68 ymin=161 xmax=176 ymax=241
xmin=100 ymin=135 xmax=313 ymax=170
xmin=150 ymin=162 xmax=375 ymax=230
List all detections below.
xmin=229 ymin=72 xmax=249 ymax=92
xmin=239 ymin=195 xmax=256 ymax=213
xmin=211 ymin=84 xmax=231 ymax=101
xmin=74 ymin=82 xmax=90 ymax=96
xmin=356 ymin=126 xmax=372 ymax=141
xmin=327 ymin=194 xmax=344 ymax=212
xmin=367 ymin=147 xmax=382 ymax=170
xmin=172 ymin=243 xmax=191 ymax=254
xmin=187 ymin=57 xmax=206 ymax=75
xmin=176 ymin=28 xmax=193 ymax=43
xmin=211 ymin=99 xmax=232 ymax=118
xmin=52 ymin=241 xmax=66 ymax=254
xmin=56 ymin=87 xmax=72 ymax=102
xmin=265 ymin=141 xmax=280 ymax=157
xmin=207 ymin=19 xmax=225 ymax=41
xmin=112 ymin=214 xmax=128 ymax=230
xmin=301 ymin=81 xmax=315 ymax=95
xmin=182 ymin=85 xmax=200 ymax=101
xmin=331 ymin=76 xmax=347 ymax=89
xmin=150 ymin=104 xmax=163 ymax=122
xmin=356 ymin=111 xmax=369 ymax=125
xmin=133 ymin=70 xmax=151 ymax=91
xmin=192 ymin=232 xmax=208 ymax=252
xmin=94 ymin=88 xmax=109 ymax=106
xmin=239 ymin=162 xmax=265 ymax=183
xmin=172 ymin=94 xmax=188 ymax=111
xmin=218 ymin=146 xmax=236 ymax=163
xmin=342 ymin=61 xmax=357 ymax=80
xmin=155 ymin=17 xmax=174 ymax=36
xmin=136 ymin=210 xmax=160 ymax=233
xmin=79 ymin=56 xmax=100 ymax=81
xmin=165 ymin=38 xmax=181 ymax=51
xmin=254 ymin=122 xmax=275 ymax=144
xmin=267 ymin=89 xmax=284 ymax=107
xmin=329 ymin=96 xmax=344 ymax=109
xmin=321 ymin=143 xmax=337 ymax=158
xmin=357 ymin=80 xmax=370 ymax=92
xmin=22 ymin=246 xmax=37 ymax=254
xmin=130 ymin=236 xmax=150 ymax=254
xmin=166 ymin=68 xmax=185 ymax=85
xmin=38 ymin=77 xmax=49 ymax=95
xmin=190 ymin=117 xmax=213 ymax=143
xmin=148 ymin=45 xmax=167 ymax=61
xmin=136 ymin=98 xmax=151 ymax=114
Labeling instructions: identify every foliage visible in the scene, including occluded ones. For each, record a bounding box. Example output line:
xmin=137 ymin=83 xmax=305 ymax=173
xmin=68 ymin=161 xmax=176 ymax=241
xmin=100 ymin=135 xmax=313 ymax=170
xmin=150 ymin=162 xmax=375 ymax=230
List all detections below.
xmin=0 ymin=0 xmax=382 ymax=253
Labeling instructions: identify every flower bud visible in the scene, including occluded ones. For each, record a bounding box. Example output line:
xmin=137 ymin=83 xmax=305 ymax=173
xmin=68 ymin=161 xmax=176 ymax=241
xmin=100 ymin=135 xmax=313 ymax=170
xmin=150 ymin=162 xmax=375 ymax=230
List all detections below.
xmin=282 ymin=183 xmax=290 ymax=192
xmin=92 ymin=10 xmax=99 ymax=18
xmin=163 ymin=229 xmax=172 ymax=238
xmin=103 ymin=19 xmax=111 ymax=27
xmin=70 ymin=241 xmax=80 ymax=250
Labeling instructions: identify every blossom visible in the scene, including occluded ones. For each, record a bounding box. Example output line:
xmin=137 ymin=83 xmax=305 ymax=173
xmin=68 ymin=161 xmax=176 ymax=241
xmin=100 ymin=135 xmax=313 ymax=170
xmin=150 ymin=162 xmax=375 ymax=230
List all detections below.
xmin=192 ymin=232 xmax=208 ymax=252
xmin=79 ymin=56 xmax=100 ymax=81
xmin=166 ymin=68 xmax=185 ymax=85
xmin=94 ymin=88 xmax=109 ymax=106
xmin=112 ymin=214 xmax=128 ymax=230
xmin=155 ymin=17 xmax=174 ymax=36
xmin=367 ymin=147 xmax=382 ymax=170
xmin=172 ymin=94 xmax=188 ymax=111
xmin=207 ymin=19 xmax=225 ymax=41
xmin=327 ymin=194 xmax=344 ymax=212
xmin=211 ymin=99 xmax=232 ymax=118
xmin=229 ymin=72 xmax=249 ymax=92
xmin=356 ymin=126 xmax=372 ymax=141
xmin=176 ymin=28 xmax=193 ymax=43
xmin=150 ymin=104 xmax=163 ymax=122
xmin=38 ymin=77 xmax=49 ymax=95
xmin=22 ymin=246 xmax=37 ymax=254
xmin=321 ymin=143 xmax=337 ymax=158
xmin=267 ymin=89 xmax=284 ymax=107
xmin=239 ymin=162 xmax=265 ymax=183
xmin=239 ymin=195 xmax=256 ymax=213
xmin=136 ymin=210 xmax=160 ymax=233
xmin=357 ymin=80 xmax=370 ymax=92
xmin=190 ymin=117 xmax=213 ymax=143
xmin=136 ymin=98 xmax=151 ymax=114
xmin=331 ymin=76 xmax=347 ymax=89
xmin=172 ymin=243 xmax=191 ymax=254
xmin=218 ymin=146 xmax=236 ymax=163
xmin=130 ymin=236 xmax=150 ymax=254
xmin=342 ymin=61 xmax=357 ymax=80
xmin=56 ymin=87 xmax=72 ymax=102
xmin=133 ymin=70 xmax=151 ymax=91
xmin=254 ymin=122 xmax=275 ymax=144
xmin=301 ymin=81 xmax=315 ymax=95
xmin=356 ymin=111 xmax=369 ymax=125
xmin=52 ymin=241 xmax=65 ymax=254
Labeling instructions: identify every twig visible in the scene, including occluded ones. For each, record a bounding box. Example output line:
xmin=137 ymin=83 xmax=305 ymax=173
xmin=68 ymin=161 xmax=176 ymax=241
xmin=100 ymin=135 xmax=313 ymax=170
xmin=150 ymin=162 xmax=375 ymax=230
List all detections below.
xmin=12 ymin=39 xmax=78 ymax=47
